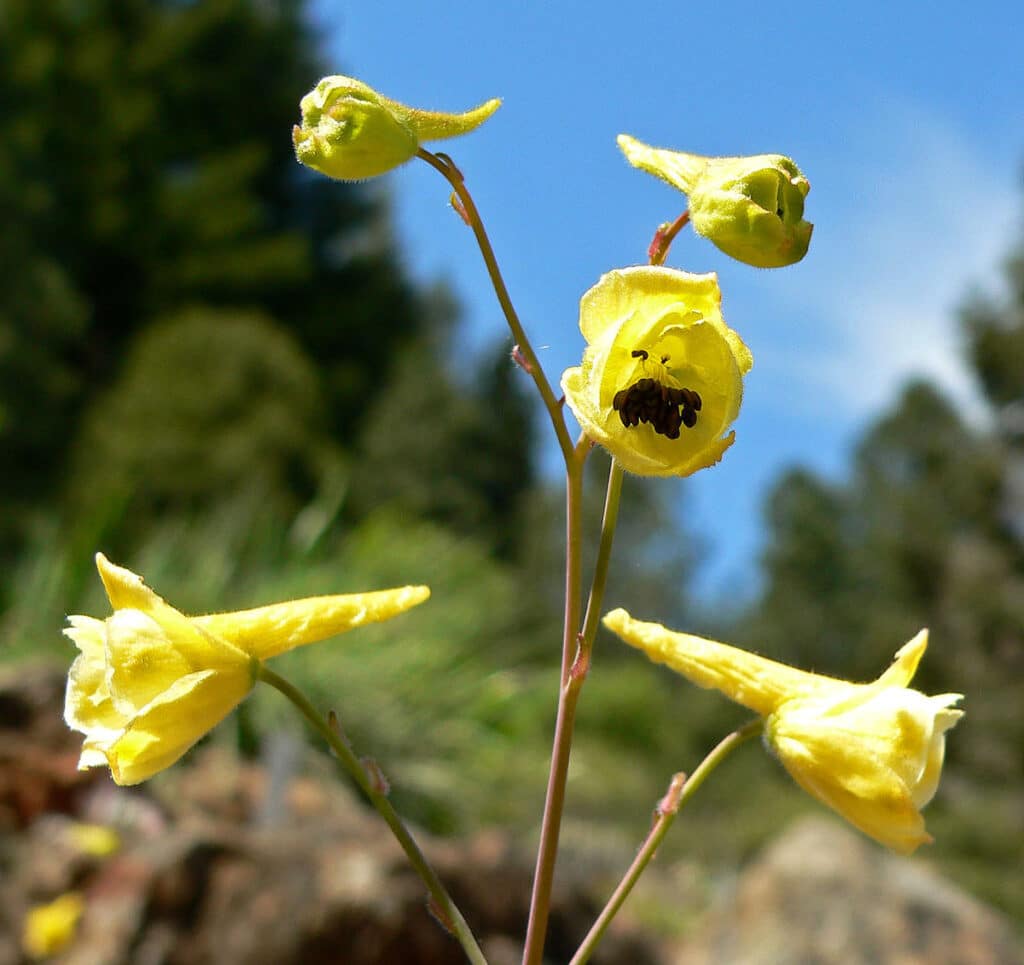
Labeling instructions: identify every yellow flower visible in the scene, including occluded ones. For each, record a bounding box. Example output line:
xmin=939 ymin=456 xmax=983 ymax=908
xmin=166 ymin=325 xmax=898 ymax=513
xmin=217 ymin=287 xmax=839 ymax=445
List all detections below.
xmin=23 ymin=892 xmax=84 ymax=959
xmin=603 ymin=609 xmax=964 ymax=855
xmin=65 ymin=553 xmax=429 ymax=785
xmin=293 ymin=75 xmax=500 ymax=181
xmin=561 ymin=266 xmax=752 ymax=477
xmin=618 ymin=135 xmax=813 ymax=268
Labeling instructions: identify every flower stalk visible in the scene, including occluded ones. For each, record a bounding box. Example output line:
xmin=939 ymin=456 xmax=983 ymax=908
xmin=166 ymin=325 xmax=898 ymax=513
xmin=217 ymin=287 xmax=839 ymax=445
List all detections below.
xmin=417 ymin=148 xmax=576 ymax=466
xmin=569 ymin=719 xmax=763 ymax=965
xmin=647 ymin=210 xmax=690 ymax=266
xmin=258 ymin=665 xmax=488 ymax=965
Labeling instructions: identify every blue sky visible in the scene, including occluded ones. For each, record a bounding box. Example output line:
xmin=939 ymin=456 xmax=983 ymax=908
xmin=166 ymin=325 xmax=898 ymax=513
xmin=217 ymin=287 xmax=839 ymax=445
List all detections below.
xmin=311 ymin=1 xmax=1024 ymax=603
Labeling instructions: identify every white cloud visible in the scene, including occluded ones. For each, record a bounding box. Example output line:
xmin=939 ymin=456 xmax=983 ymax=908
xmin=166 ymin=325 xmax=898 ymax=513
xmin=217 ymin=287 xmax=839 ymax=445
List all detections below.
xmin=781 ymin=99 xmax=1019 ymax=424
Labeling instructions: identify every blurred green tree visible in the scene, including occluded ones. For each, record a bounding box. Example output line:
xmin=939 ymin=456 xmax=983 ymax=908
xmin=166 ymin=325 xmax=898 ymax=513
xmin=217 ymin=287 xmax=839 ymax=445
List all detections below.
xmin=348 ymin=333 xmax=538 ymax=561
xmin=0 ymin=0 xmax=423 ymax=549
xmin=67 ymin=306 xmax=341 ymax=530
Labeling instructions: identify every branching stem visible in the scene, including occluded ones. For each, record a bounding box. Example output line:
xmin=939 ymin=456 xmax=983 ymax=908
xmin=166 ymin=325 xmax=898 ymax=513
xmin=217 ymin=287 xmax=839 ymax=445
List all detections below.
xmin=522 ymin=456 xmax=625 ymax=965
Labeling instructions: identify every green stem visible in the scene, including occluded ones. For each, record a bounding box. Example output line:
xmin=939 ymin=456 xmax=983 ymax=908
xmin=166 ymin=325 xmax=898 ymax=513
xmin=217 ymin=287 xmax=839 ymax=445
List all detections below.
xmin=522 ymin=453 xmax=625 ymax=965
xmin=569 ymin=719 xmax=764 ymax=965
xmin=257 ymin=665 xmax=488 ymax=965
xmin=416 ymin=147 xmax=575 ymax=466
xmin=578 ymin=460 xmax=625 ymax=656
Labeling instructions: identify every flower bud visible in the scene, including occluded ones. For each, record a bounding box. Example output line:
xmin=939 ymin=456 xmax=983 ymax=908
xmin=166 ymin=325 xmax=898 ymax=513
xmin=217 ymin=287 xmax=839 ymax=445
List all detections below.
xmin=293 ymin=75 xmax=500 ymax=181
xmin=618 ymin=135 xmax=813 ymax=268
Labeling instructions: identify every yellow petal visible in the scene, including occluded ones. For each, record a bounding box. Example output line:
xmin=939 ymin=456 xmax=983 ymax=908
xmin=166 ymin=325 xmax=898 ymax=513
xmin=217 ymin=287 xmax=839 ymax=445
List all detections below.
xmin=767 ymin=686 xmax=963 ymax=854
xmin=95 ymin=553 xmax=222 ymax=656
xmin=63 ymin=616 xmax=127 ymax=739
xmin=578 ymin=267 xmax=724 ymax=345
xmin=603 ymin=608 xmax=821 ymax=715
xmin=873 ymin=629 xmax=928 ymax=687
xmin=95 ymin=552 xmax=159 ymax=610
xmin=105 ymin=668 xmax=253 ymax=785
xmin=617 ymin=134 xmax=707 ymax=193
xmin=193 ymin=585 xmax=430 ymax=660
xmin=67 ymin=822 xmax=121 ymax=857
xmin=22 ymin=893 xmax=84 ymax=959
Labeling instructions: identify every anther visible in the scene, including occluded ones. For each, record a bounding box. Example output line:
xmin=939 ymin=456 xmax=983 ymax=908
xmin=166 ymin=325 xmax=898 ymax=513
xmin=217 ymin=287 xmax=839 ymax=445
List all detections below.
xmin=611 ymin=376 xmax=703 ymax=438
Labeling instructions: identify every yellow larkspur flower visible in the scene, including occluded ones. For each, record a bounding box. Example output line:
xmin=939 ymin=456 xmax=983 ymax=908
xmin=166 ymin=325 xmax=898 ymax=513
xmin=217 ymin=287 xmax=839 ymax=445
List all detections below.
xmin=293 ymin=75 xmax=500 ymax=181
xmin=23 ymin=892 xmax=84 ymax=959
xmin=65 ymin=553 xmax=429 ymax=785
xmin=604 ymin=609 xmax=963 ymax=855
xmin=561 ymin=266 xmax=752 ymax=477
xmin=618 ymin=135 xmax=813 ymax=268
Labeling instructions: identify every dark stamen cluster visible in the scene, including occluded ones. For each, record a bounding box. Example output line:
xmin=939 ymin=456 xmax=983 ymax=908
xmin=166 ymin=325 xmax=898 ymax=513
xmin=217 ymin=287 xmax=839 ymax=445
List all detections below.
xmin=612 ymin=378 xmax=702 ymax=439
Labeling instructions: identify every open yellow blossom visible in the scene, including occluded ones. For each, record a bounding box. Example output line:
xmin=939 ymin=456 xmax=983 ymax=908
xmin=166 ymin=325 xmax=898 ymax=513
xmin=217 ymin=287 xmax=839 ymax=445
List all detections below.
xmin=618 ymin=135 xmax=812 ymax=268
xmin=65 ymin=553 xmax=429 ymax=785
xmin=23 ymin=893 xmax=84 ymax=959
xmin=293 ymin=75 xmax=500 ymax=181
xmin=603 ymin=609 xmax=963 ymax=855
xmin=561 ymin=266 xmax=752 ymax=477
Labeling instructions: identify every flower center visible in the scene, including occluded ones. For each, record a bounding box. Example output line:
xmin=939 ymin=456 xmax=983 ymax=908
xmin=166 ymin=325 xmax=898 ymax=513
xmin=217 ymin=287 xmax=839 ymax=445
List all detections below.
xmin=612 ymin=349 xmax=702 ymax=440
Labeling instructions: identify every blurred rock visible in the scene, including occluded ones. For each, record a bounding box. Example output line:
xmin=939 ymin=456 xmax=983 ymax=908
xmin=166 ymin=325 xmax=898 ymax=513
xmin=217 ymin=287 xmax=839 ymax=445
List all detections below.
xmin=671 ymin=816 xmax=1022 ymax=965
xmin=0 ymin=664 xmax=95 ymax=831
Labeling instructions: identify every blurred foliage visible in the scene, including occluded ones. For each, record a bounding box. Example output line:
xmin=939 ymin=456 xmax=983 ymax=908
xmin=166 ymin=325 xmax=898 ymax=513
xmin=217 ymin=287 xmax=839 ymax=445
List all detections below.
xmin=68 ymin=306 xmax=341 ymax=538
xmin=349 ymin=337 xmax=538 ymax=561
xmin=0 ymin=0 xmax=424 ymax=559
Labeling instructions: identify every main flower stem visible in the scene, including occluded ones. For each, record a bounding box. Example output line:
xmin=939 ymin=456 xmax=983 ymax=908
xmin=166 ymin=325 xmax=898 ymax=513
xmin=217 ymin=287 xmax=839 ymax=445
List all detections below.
xmin=416 ymin=147 xmax=575 ymax=466
xmin=569 ymin=718 xmax=763 ymax=965
xmin=257 ymin=665 xmax=487 ymax=965
xmin=522 ymin=456 xmax=625 ymax=965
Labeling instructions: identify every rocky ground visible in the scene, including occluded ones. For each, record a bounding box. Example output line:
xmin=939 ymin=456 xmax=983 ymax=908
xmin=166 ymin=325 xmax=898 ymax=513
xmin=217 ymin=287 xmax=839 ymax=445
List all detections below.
xmin=1 ymin=664 xmax=1020 ymax=964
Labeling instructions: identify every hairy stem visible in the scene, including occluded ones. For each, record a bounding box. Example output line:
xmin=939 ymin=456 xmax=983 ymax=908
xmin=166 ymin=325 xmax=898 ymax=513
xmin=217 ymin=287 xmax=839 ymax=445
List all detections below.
xmin=257 ymin=665 xmax=488 ymax=965
xmin=417 ymin=147 xmax=575 ymax=465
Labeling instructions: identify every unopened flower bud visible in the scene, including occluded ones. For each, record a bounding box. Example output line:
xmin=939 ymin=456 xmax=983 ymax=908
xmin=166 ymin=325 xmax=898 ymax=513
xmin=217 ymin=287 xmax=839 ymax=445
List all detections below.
xmin=294 ymin=75 xmax=500 ymax=181
xmin=618 ymin=135 xmax=813 ymax=269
